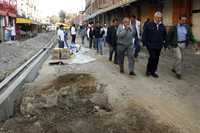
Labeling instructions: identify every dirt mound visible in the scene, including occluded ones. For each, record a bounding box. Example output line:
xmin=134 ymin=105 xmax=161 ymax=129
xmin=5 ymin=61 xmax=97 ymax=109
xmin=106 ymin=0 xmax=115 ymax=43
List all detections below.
xmin=0 ymin=73 xmax=180 ymax=133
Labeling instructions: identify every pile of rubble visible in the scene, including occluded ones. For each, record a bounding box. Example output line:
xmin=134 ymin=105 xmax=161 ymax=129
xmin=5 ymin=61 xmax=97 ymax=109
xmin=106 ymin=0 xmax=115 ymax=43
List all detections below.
xmin=0 ymin=73 xmax=180 ymax=133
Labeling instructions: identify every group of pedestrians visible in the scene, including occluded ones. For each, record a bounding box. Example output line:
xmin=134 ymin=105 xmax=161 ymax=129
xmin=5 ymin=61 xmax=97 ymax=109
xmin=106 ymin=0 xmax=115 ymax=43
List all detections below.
xmin=85 ymin=22 xmax=107 ymax=55
xmin=104 ymin=11 xmax=199 ymax=79
xmin=57 ymin=23 xmax=78 ymax=48
xmin=106 ymin=15 xmax=142 ymax=76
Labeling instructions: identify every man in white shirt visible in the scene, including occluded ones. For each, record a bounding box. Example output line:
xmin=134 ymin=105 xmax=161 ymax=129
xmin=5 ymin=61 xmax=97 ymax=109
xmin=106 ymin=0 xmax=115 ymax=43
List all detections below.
xmin=102 ymin=24 xmax=108 ymax=46
xmin=11 ymin=24 xmax=16 ymax=41
xmin=5 ymin=25 xmax=12 ymax=41
xmin=130 ymin=15 xmax=141 ymax=59
xmin=57 ymin=25 xmax=65 ymax=48
xmin=70 ymin=24 xmax=76 ymax=44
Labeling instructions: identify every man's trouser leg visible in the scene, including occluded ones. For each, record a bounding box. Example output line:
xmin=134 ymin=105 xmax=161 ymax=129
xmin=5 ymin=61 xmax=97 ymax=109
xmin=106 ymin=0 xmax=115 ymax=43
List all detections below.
xmin=74 ymin=35 xmax=76 ymax=43
xmin=99 ymin=38 xmax=103 ymax=54
xmin=109 ymin=45 xmax=114 ymax=61
xmin=147 ymin=48 xmax=161 ymax=74
xmin=81 ymin=36 xmax=84 ymax=44
xmin=134 ymin=40 xmax=141 ymax=58
xmin=95 ymin=38 xmax=99 ymax=53
xmin=117 ymin=46 xmax=126 ymax=72
xmin=89 ymin=38 xmax=93 ymax=48
xmin=152 ymin=49 xmax=161 ymax=74
xmin=147 ymin=48 xmax=153 ymax=74
xmin=127 ymin=45 xmax=135 ymax=73
xmin=58 ymin=40 xmax=64 ymax=48
xmin=114 ymin=46 xmax=118 ymax=64
xmin=93 ymin=39 xmax=96 ymax=49
xmin=173 ymin=46 xmax=183 ymax=75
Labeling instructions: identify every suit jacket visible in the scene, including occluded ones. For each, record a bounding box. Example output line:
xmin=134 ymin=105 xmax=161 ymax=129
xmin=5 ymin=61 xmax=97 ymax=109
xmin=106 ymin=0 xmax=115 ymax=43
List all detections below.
xmin=142 ymin=21 xmax=167 ymax=49
xmin=106 ymin=25 xmax=118 ymax=46
xmin=168 ymin=24 xmax=197 ymax=47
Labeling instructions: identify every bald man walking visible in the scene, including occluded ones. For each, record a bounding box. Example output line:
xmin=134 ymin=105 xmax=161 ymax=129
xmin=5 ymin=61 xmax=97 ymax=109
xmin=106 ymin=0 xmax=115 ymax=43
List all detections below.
xmin=142 ymin=12 xmax=167 ymax=78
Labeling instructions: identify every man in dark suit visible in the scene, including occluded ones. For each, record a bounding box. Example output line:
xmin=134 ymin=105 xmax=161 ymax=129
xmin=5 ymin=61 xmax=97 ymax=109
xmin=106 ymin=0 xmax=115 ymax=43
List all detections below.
xmin=142 ymin=12 xmax=167 ymax=78
xmin=106 ymin=18 xmax=118 ymax=64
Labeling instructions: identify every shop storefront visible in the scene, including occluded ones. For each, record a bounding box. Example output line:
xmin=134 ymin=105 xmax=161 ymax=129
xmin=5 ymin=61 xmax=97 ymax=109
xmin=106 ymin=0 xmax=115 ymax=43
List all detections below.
xmin=16 ymin=18 xmax=41 ymax=40
xmin=0 ymin=0 xmax=17 ymax=42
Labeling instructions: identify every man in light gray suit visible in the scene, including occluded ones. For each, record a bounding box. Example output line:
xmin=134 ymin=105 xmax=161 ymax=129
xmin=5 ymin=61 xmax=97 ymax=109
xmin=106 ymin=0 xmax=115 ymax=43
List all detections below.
xmin=117 ymin=17 xmax=137 ymax=75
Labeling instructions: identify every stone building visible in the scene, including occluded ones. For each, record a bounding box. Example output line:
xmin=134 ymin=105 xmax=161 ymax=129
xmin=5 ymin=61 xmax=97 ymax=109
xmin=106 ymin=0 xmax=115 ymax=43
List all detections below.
xmin=84 ymin=0 xmax=200 ymax=40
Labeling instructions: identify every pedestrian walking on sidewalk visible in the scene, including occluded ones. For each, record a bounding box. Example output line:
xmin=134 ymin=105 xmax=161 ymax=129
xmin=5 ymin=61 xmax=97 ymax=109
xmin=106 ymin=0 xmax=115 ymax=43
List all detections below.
xmin=80 ymin=25 xmax=86 ymax=45
xmin=70 ymin=24 xmax=77 ymax=44
xmin=11 ymin=24 xmax=16 ymax=41
xmin=117 ymin=17 xmax=136 ymax=75
xmin=142 ymin=12 xmax=167 ymax=78
xmin=94 ymin=22 xmax=105 ymax=55
xmin=130 ymin=15 xmax=141 ymax=59
xmin=87 ymin=24 xmax=94 ymax=49
xmin=168 ymin=15 xmax=198 ymax=79
xmin=57 ymin=25 xmax=65 ymax=48
xmin=102 ymin=24 xmax=108 ymax=47
xmin=106 ymin=18 xmax=118 ymax=64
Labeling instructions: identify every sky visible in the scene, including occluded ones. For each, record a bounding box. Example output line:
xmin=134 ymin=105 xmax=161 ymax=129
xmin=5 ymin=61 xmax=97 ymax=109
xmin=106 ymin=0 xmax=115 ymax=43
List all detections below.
xmin=39 ymin=0 xmax=85 ymax=17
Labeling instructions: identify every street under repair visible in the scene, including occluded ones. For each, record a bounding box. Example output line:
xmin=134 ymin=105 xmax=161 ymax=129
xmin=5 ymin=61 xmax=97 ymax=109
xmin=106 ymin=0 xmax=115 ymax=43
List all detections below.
xmin=0 ymin=34 xmax=200 ymax=133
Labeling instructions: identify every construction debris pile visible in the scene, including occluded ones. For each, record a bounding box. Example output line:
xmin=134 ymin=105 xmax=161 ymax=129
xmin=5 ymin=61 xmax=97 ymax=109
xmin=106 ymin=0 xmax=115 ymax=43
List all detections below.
xmin=0 ymin=74 xmax=180 ymax=133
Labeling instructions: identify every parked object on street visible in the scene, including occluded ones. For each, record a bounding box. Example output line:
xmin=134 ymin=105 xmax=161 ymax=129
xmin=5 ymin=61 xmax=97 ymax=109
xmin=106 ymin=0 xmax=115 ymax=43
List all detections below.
xmin=51 ymin=48 xmax=71 ymax=60
xmin=142 ymin=11 xmax=167 ymax=78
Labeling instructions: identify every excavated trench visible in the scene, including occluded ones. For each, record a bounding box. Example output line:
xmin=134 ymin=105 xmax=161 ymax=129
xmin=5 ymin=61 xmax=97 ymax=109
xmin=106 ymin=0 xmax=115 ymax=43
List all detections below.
xmin=0 ymin=74 xmax=180 ymax=133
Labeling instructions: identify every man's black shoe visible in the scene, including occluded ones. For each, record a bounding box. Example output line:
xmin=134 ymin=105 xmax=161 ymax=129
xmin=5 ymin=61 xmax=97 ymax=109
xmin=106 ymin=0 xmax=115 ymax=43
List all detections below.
xmin=151 ymin=73 xmax=159 ymax=78
xmin=114 ymin=62 xmax=118 ymax=65
xmin=129 ymin=72 xmax=136 ymax=76
xmin=120 ymin=70 xmax=124 ymax=74
xmin=176 ymin=74 xmax=182 ymax=79
xmin=171 ymin=69 xmax=176 ymax=73
xmin=146 ymin=72 xmax=151 ymax=77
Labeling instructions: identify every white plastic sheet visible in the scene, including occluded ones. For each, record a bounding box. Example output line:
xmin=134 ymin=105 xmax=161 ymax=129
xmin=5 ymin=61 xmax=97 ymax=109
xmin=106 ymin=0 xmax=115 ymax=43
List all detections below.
xmin=66 ymin=47 xmax=96 ymax=64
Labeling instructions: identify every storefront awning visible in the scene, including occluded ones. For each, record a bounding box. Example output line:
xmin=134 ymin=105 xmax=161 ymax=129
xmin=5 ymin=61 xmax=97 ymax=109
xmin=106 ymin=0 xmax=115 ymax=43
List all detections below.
xmin=16 ymin=18 xmax=32 ymax=24
xmin=84 ymin=0 xmax=138 ymax=21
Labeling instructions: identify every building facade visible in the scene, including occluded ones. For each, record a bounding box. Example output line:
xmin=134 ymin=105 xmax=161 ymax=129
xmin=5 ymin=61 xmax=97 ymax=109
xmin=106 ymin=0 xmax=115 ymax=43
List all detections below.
xmin=84 ymin=0 xmax=200 ymax=41
xmin=0 ymin=0 xmax=17 ymax=42
xmin=17 ymin=0 xmax=40 ymax=21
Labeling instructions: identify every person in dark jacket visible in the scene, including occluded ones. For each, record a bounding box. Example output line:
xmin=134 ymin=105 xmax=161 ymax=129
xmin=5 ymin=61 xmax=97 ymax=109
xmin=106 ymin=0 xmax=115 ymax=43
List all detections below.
xmin=93 ymin=22 xmax=105 ymax=55
xmin=143 ymin=18 xmax=150 ymax=31
xmin=88 ymin=24 xmax=94 ymax=49
xmin=106 ymin=18 xmax=118 ymax=64
xmin=168 ymin=15 xmax=197 ymax=79
xmin=142 ymin=12 xmax=167 ymax=78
